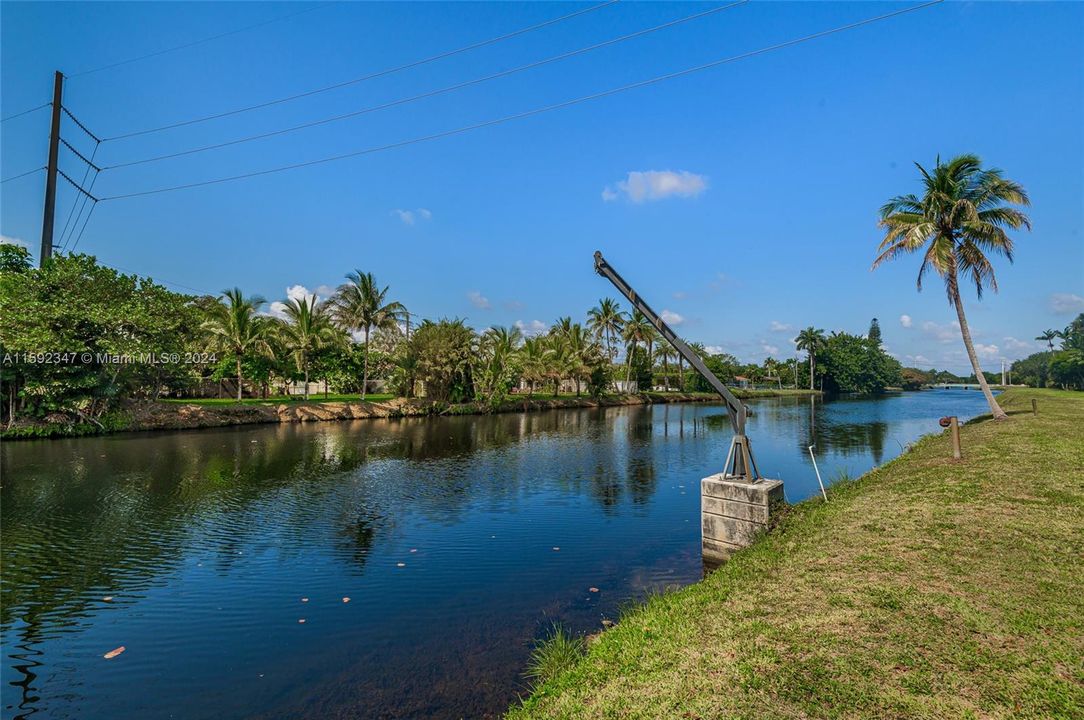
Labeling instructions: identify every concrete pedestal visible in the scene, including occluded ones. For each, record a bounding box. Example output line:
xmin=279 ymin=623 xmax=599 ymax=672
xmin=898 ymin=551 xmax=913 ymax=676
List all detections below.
xmin=701 ymin=474 xmax=784 ymax=564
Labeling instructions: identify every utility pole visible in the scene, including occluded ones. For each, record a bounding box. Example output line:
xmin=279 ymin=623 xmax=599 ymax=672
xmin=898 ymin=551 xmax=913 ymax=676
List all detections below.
xmin=39 ymin=71 xmax=63 ymax=267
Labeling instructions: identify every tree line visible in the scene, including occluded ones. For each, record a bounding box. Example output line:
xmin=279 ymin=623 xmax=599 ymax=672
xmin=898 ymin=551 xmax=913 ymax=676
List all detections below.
xmin=0 ymin=245 xmax=905 ymax=425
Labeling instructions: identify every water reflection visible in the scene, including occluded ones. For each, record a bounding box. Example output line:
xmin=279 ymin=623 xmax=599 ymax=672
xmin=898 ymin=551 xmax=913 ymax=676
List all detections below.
xmin=1 ymin=391 xmax=993 ymax=720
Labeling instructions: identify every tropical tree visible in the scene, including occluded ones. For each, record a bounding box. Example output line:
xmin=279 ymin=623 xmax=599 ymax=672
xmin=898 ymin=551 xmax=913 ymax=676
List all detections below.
xmin=477 ymin=325 xmax=523 ymax=402
xmin=873 ymin=154 xmax=1030 ymax=420
xmin=795 ymin=326 xmax=826 ymax=390
xmin=654 ymin=343 xmax=676 ymax=391
xmin=544 ymin=333 xmax=572 ymax=397
xmin=621 ymin=310 xmax=652 ymax=390
xmin=519 ymin=336 xmax=547 ymax=397
xmin=277 ymin=295 xmax=342 ymax=399
xmin=332 ymin=271 xmax=407 ymax=400
xmin=1036 ymin=329 xmax=1061 ymax=351
xmin=587 ymin=298 xmax=626 ymax=364
xmin=203 ymin=288 xmax=273 ymax=401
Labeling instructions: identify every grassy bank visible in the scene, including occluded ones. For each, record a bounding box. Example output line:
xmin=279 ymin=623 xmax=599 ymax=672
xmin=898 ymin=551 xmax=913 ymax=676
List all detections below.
xmin=510 ymin=389 xmax=1084 ymax=719
xmin=2 ymin=388 xmax=819 ymax=439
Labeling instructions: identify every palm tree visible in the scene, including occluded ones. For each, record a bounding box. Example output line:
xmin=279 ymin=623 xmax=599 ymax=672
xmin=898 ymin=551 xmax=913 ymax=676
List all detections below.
xmin=764 ymin=357 xmax=782 ymax=390
xmin=794 ymin=326 xmax=825 ymax=390
xmin=621 ymin=310 xmax=652 ymax=390
xmin=519 ymin=336 xmax=547 ymax=397
xmin=654 ymin=344 xmax=676 ymax=391
xmin=1036 ymin=329 xmax=1061 ymax=351
xmin=278 ymin=296 xmax=341 ymax=400
xmin=332 ymin=271 xmax=408 ymax=400
xmin=544 ymin=334 xmax=571 ymax=397
xmin=203 ymin=288 xmax=273 ymax=401
xmin=587 ymin=298 xmax=626 ymax=364
xmin=874 ymin=154 xmax=1030 ymax=420
xmin=564 ymin=323 xmax=598 ymax=396
xmin=479 ymin=325 xmax=523 ymax=400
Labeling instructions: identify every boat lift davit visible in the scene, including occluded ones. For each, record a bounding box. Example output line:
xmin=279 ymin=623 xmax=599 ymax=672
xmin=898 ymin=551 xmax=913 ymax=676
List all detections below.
xmin=593 ymin=251 xmax=762 ymax=483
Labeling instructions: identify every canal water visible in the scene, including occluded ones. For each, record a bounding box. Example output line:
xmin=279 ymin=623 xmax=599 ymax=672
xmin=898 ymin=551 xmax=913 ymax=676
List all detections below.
xmin=1 ymin=390 xmax=992 ymax=719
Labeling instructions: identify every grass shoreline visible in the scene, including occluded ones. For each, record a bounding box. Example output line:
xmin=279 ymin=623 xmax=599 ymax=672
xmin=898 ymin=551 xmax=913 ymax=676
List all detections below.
xmin=1 ymin=388 xmax=819 ymax=439
xmin=509 ymin=389 xmax=1084 ymax=719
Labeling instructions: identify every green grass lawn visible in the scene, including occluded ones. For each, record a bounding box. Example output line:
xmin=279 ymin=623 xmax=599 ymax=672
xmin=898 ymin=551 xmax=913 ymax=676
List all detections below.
xmin=509 ymin=389 xmax=1084 ymax=719
xmin=161 ymin=393 xmax=396 ymax=406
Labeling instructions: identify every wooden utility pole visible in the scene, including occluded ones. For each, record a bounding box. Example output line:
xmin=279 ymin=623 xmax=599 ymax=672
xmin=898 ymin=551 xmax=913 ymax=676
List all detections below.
xmin=39 ymin=71 xmax=63 ymax=267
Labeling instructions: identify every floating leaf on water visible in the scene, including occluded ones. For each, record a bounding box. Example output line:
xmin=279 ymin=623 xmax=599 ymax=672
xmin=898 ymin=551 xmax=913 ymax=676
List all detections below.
xmin=103 ymin=646 xmax=125 ymax=659
xmin=552 ymin=547 xmax=560 ymax=551
xmin=342 ymin=597 xmax=350 ymax=603
xmin=409 ymin=549 xmax=418 ymax=553
xmin=301 ymin=597 xmax=308 ymax=603
xmin=102 ymin=596 xmax=113 ymax=602
xmin=589 ymin=587 xmax=599 ymax=593
xmin=298 ymin=619 xmax=306 ymax=624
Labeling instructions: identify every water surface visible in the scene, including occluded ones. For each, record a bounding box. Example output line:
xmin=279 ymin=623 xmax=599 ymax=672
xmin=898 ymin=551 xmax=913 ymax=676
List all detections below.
xmin=1 ymin=390 xmax=992 ymax=719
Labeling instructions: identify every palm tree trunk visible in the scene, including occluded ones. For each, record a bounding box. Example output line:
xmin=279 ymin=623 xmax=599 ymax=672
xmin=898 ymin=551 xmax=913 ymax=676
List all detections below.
xmin=678 ymin=356 xmax=684 ymax=392
xmin=361 ymin=326 xmax=370 ymax=401
xmin=304 ymin=364 xmax=310 ymax=401
xmin=809 ymin=355 xmax=814 ymax=390
xmin=236 ymin=355 xmax=243 ymax=402
xmin=624 ymin=344 xmax=632 ymax=391
xmin=952 ymin=286 xmax=1007 ymax=420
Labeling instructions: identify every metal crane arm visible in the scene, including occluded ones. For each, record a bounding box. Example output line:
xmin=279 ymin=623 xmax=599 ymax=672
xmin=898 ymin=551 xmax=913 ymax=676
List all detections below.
xmin=593 ymin=250 xmax=748 ymax=437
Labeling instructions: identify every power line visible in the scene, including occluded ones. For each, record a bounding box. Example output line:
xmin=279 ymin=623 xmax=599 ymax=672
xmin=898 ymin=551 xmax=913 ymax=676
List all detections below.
xmin=1 ymin=103 xmax=50 ymax=123
xmin=102 ymin=0 xmax=621 ymax=142
xmin=67 ymin=3 xmax=336 ymax=78
xmin=57 ymin=168 xmax=99 ymax=201
xmin=67 ymin=201 xmax=98 ymax=254
xmin=0 ymin=167 xmax=45 ymax=184
xmin=58 ymin=141 xmax=101 ymax=252
xmin=99 ymin=0 xmax=944 ymax=202
xmin=103 ymin=1 xmax=748 ymax=171
xmin=60 ymin=137 xmax=101 ymax=171
xmin=62 ymin=106 xmax=101 ymax=142
xmin=96 ymin=258 xmax=215 ymax=296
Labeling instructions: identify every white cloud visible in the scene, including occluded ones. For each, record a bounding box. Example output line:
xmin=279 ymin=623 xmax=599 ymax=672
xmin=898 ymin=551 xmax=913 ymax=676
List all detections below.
xmin=602 ymin=170 xmax=708 ymax=203
xmin=394 ymin=208 xmax=433 ymax=225
xmin=899 ymin=314 xmax=913 ymax=328
xmin=515 ymin=319 xmax=548 ymax=336
xmin=973 ymin=343 xmax=1000 ymax=359
xmin=921 ymin=320 xmax=960 ymax=343
xmin=467 ymin=291 xmax=491 ymax=310
xmin=660 ymin=309 xmax=685 ymax=326
xmin=703 ymin=345 xmax=726 ymax=355
xmin=0 ymin=234 xmax=27 ymax=247
xmin=769 ymin=320 xmax=793 ymax=333
xmin=1050 ymin=293 xmax=1084 ymax=315
xmin=267 ymin=284 xmax=326 ymax=319
xmin=760 ymin=342 xmax=780 ymax=356
xmin=905 ymin=354 xmax=932 ymax=365
xmin=1003 ymin=336 xmax=1031 ymax=352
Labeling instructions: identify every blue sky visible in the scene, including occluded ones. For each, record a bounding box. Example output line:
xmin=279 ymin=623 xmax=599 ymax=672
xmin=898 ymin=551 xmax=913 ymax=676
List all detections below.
xmin=2 ymin=1 xmax=1081 ymax=372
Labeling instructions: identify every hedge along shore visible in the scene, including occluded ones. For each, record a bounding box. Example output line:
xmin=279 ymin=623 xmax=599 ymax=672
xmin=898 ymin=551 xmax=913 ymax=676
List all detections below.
xmin=509 ymin=389 xmax=1084 ymax=719
xmin=1 ymin=388 xmax=819 ymax=439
